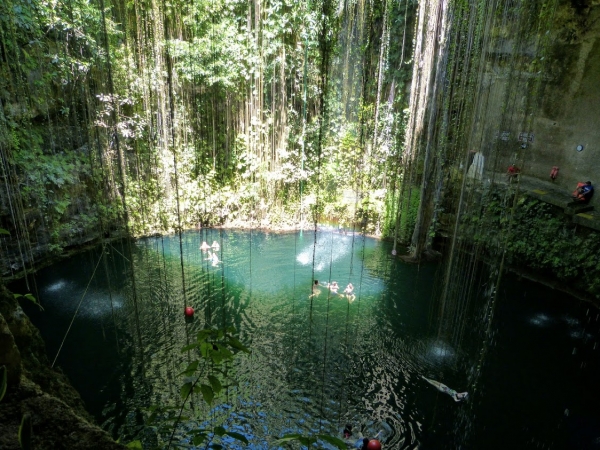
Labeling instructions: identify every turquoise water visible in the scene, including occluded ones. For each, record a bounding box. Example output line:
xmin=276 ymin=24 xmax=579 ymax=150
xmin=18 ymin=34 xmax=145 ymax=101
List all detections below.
xmin=14 ymin=229 xmax=600 ymax=449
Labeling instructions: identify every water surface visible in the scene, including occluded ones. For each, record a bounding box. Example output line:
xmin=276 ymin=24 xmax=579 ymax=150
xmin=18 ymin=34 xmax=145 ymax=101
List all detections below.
xmin=14 ymin=229 xmax=600 ymax=449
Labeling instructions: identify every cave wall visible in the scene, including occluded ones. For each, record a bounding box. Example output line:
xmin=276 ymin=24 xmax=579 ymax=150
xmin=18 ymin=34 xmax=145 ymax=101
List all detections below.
xmin=471 ymin=1 xmax=600 ymax=200
xmin=532 ymin=3 xmax=600 ymax=193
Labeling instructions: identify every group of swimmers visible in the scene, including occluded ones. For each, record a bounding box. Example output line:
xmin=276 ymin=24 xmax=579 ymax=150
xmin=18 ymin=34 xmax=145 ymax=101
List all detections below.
xmin=310 ymin=279 xmax=355 ymax=301
xmin=200 ymin=240 xmax=220 ymax=266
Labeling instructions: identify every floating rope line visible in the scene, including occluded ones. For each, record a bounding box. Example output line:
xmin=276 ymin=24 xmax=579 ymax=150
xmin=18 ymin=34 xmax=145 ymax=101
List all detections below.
xmin=52 ymin=246 xmax=105 ymax=367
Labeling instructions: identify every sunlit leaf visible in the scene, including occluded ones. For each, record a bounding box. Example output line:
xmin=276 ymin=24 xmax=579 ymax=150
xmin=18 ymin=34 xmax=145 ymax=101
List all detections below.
xmin=275 ymin=433 xmax=303 ymax=443
xmin=126 ymin=440 xmax=143 ymax=449
xmin=200 ymin=342 xmax=212 ymax=357
xmin=200 ymin=384 xmax=214 ymax=404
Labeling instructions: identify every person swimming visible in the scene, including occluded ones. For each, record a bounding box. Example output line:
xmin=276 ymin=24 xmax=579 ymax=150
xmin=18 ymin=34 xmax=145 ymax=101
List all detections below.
xmin=329 ymin=281 xmax=339 ymax=293
xmin=344 ymin=283 xmax=354 ymax=295
xmin=211 ymin=252 xmax=220 ymax=267
xmin=211 ymin=240 xmax=220 ymax=251
xmin=422 ymin=376 xmax=468 ymax=402
xmin=309 ymin=280 xmax=321 ymax=298
xmin=200 ymin=241 xmax=211 ymax=251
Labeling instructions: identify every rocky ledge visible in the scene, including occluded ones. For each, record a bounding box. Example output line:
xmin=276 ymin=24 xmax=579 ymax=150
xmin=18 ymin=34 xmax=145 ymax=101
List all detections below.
xmin=0 ymin=285 xmax=123 ymax=449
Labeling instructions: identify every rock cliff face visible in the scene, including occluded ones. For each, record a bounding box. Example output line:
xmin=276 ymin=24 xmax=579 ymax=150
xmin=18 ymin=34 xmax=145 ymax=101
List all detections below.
xmin=0 ymin=285 xmax=123 ymax=450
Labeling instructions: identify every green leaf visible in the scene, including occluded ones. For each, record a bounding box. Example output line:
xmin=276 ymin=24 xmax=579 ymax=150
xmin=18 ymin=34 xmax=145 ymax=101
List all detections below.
xmin=178 ymin=360 xmax=199 ymax=376
xmin=0 ymin=228 xmax=10 ymax=235
xmin=219 ymin=345 xmax=234 ymax=359
xmin=181 ymin=343 xmax=199 ymax=352
xmin=180 ymin=382 xmax=192 ymax=400
xmin=225 ymin=431 xmax=249 ymax=444
xmin=24 ymin=294 xmax=36 ymax=303
xmin=0 ymin=366 xmax=7 ymax=402
xmin=200 ymin=342 xmax=212 ymax=357
xmin=18 ymin=413 xmax=32 ymax=450
xmin=227 ymin=337 xmax=250 ymax=353
xmin=200 ymin=384 xmax=214 ymax=405
xmin=13 ymin=294 xmax=23 ymax=299
xmin=213 ymin=426 xmax=226 ymax=436
xmin=197 ymin=329 xmax=213 ymax=341
xmin=207 ymin=375 xmax=222 ymax=394
xmin=275 ymin=433 xmax=303 ymax=443
xmin=317 ymin=434 xmax=347 ymax=449
xmin=126 ymin=441 xmax=143 ymax=449
xmin=298 ymin=436 xmax=317 ymax=446
xmin=209 ymin=445 xmax=223 ymax=450
xmin=193 ymin=434 xmax=207 ymax=445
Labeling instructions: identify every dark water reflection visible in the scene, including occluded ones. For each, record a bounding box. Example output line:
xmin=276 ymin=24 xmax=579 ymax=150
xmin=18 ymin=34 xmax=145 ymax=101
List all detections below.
xmin=12 ymin=229 xmax=600 ymax=449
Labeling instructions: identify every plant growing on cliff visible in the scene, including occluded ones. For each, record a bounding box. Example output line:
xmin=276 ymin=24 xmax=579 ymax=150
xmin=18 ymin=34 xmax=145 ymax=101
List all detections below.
xmin=0 ymin=365 xmax=6 ymax=402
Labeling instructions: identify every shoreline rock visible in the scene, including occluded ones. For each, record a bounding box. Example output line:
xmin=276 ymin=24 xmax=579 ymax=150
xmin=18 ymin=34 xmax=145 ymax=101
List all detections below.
xmin=0 ymin=285 xmax=124 ymax=450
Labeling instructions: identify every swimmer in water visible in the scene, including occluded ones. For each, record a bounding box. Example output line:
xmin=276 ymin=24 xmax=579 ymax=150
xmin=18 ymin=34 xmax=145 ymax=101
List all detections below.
xmin=200 ymin=241 xmax=211 ymax=251
xmin=211 ymin=252 xmax=220 ymax=267
xmin=211 ymin=240 xmax=220 ymax=251
xmin=344 ymin=283 xmax=354 ymax=295
xmin=309 ymin=280 xmax=321 ymax=298
xmin=342 ymin=283 xmax=355 ymax=302
xmin=329 ymin=281 xmax=339 ymax=294
xmin=422 ymin=376 xmax=468 ymax=402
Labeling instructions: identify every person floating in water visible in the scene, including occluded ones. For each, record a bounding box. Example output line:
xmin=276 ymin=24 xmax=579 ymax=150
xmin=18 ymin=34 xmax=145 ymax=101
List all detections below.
xmin=572 ymin=181 xmax=594 ymax=203
xmin=211 ymin=240 xmax=220 ymax=251
xmin=329 ymin=281 xmax=339 ymax=294
xmin=422 ymin=376 xmax=468 ymax=402
xmin=211 ymin=252 xmax=220 ymax=266
xmin=309 ymin=280 xmax=322 ymax=298
xmin=344 ymin=283 xmax=354 ymax=295
xmin=200 ymin=241 xmax=211 ymax=251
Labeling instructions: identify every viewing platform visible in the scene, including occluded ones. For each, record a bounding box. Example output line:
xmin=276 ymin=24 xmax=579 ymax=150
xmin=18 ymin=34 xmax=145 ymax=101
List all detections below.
xmin=512 ymin=175 xmax=599 ymax=230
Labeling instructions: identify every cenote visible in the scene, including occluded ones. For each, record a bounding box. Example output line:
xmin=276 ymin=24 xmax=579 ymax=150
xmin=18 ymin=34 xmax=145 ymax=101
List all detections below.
xmin=12 ymin=229 xmax=600 ymax=449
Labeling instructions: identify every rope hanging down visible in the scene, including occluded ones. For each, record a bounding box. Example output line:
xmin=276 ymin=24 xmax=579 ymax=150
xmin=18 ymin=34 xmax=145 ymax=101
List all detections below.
xmin=52 ymin=246 xmax=105 ymax=367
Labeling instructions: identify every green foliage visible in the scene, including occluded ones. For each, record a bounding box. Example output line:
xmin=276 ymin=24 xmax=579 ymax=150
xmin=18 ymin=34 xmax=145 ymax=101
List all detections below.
xmin=18 ymin=413 xmax=32 ymax=450
xmin=0 ymin=366 xmax=6 ymax=403
xmin=461 ymin=191 xmax=600 ymax=299
xmin=13 ymin=293 xmax=44 ymax=311
xmin=275 ymin=433 xmax=347 ymax=449
xmin=132 ymin=326 xmax=250 ymax=449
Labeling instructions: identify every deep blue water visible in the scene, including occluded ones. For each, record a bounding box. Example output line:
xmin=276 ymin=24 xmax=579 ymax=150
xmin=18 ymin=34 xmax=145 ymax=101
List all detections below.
xmin=12 ymin=228 xmax=600 ymax=449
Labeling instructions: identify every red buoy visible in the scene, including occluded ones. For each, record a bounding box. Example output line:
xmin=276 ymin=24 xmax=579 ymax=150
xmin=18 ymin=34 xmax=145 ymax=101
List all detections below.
xmin=184 ymin=306 xmax=194 ymax=317
xmin=367 ymin=439 xmax=382 ymax=450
